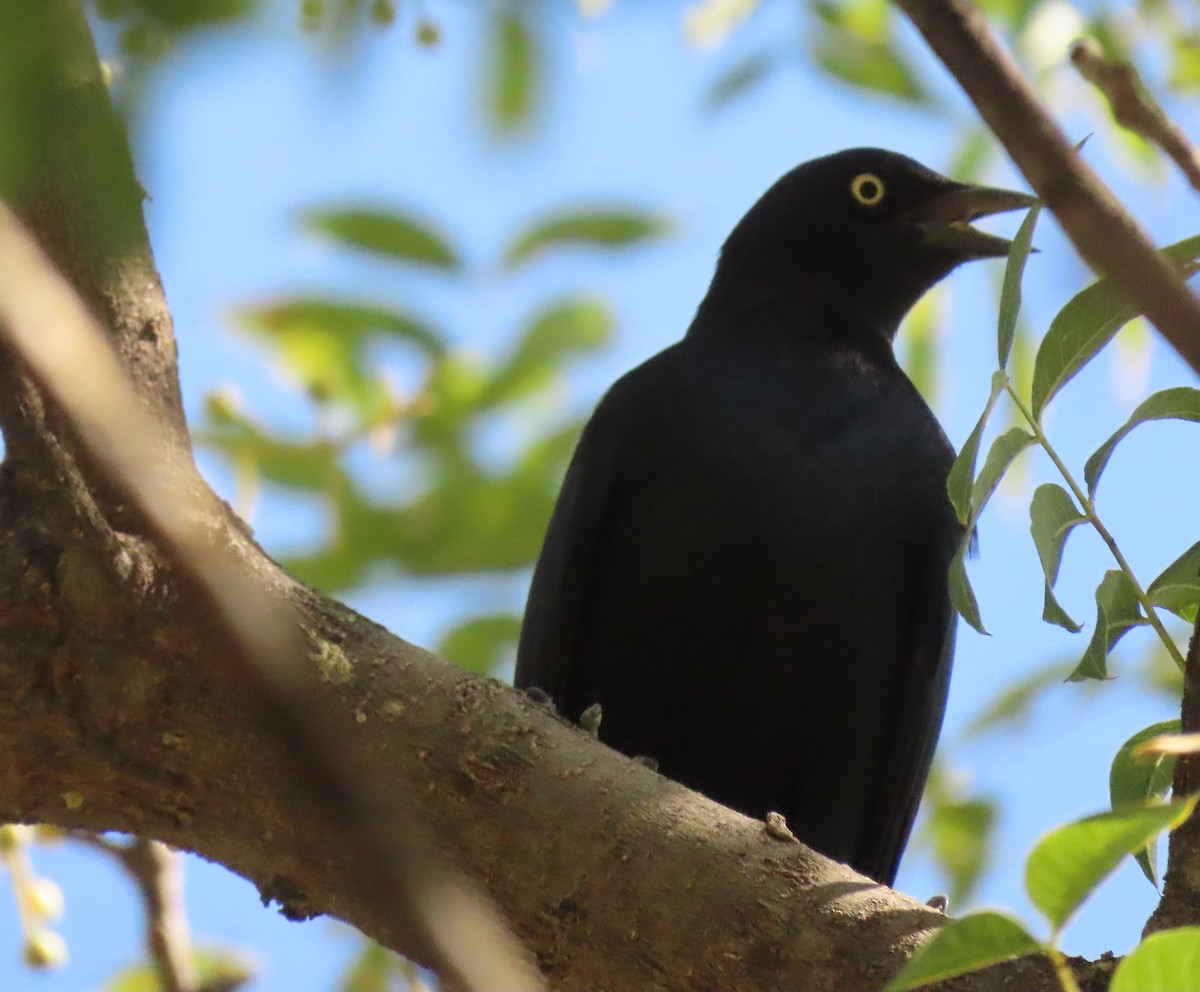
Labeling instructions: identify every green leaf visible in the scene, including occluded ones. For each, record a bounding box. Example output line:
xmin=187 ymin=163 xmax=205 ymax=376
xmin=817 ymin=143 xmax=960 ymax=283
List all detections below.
xmin=809 ymin=0 xmax=932 ymax=104
xmin=486 ymin=11 xmax=538 ymax=133
xmin=1031 ymin=234 xmax=1200 ymax=419
xmin=502 ymin=209 xmax=673 ymax=270
xmin=705 ymin=52 xmax=779 ymax=112
xmin=928 ymin=798 xmax=997 ymax=905
xmin=338 ymin=941 xmax=399 ymax=992
xmin=1084 ymin=387 xmax=1200 ymax=497
xmin=236 ymin=297 xmax=444 ymax=415
xmin=997 ymin=202 xmax=1041 ymax=369
xmin=300 ymin=208 xmax=459 ymax=270
xmin=949 ymin=540 xmax=986 ymax=634
xmin=438 ymin=614 xmax=522 ymax=674
xmin=947 ymin=370 xmax=1006 ymax=524
xmin=884 ymin=911 xmax=1042 ymax=991
xmin=483 ymin=297 xmax=613 ymax=406
xmin=1028 ymin=483 xmax=1086 ymax=632
xmin=1025 ymin=798 xmax=1197 ymax=933
xmin=1068 ymin=570 xmax=1148 ymax=681
xmin=1148 ymin=541 xmax=1200 ymax=623
xmin=239 ymin=297 xmax=444 ymax=355
xmin=970 ymin=426 xmax=1035 ymax=519
xmin=1110 ymin=719 xmax=1181 ymax=886
xmin=1111 ymin=927 xmax=1200 ymax=992
xmin=963 ymin=661 xmax=1074 ymax=738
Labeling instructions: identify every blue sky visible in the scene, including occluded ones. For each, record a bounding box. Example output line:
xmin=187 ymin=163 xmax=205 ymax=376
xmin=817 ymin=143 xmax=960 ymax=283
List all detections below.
xmin=3 ymin=1 xmax=1199 ymax=988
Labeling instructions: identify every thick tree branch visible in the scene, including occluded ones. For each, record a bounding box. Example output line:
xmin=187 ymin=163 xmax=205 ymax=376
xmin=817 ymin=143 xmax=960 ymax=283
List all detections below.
xmin=1145 ymin=615 xmax=1200 ymax=934
xmin=0 ymin=179 xmax=536 ymax=992
xmin=892 ymin=0 xmax=1200 ymax=377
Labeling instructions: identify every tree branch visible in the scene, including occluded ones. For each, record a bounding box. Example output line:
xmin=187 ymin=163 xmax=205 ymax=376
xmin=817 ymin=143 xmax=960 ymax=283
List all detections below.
xmin=1144 ymin=614 xmax=1200 ymax=934
xmin=891 ymin=0 xmax=1200 ymax=377
xmin=1069 ymin=39 xmax=1200 ymax=195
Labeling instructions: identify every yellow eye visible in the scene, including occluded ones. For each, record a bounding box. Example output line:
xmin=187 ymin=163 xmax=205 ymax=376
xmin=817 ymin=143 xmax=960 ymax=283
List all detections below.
xmin=850 ymin=173 xmax=885 ymax=206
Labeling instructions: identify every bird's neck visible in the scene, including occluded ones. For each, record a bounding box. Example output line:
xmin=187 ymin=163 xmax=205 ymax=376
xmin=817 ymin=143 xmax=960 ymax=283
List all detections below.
xmin=688 ymin=270 xmax=905 ymax=366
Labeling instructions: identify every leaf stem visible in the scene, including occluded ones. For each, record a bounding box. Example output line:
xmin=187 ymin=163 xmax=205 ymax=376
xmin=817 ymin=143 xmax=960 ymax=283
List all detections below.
xmin=1048 ymin=946 xmax=1082 ymax=992
xmin=1004 ymin=379 xmax=1187 ymax=672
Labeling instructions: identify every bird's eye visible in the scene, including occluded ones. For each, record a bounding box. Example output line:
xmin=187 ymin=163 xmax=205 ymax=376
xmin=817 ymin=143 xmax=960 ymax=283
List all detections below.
xmin=850 ymin=173 xmax=885 ymax=206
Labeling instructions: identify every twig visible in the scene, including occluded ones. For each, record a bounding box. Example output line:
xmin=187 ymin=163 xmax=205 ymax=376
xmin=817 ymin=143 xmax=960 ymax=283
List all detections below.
xmin=0 ymin=203 xmax=540 ymax=992
xmin=891 ymin=0 xmax=1200 ymax=379
xmin=1070 ymin=39 xmax=1200 ymax=195
xmin=78 ymin=836 xmax=199 ymax=992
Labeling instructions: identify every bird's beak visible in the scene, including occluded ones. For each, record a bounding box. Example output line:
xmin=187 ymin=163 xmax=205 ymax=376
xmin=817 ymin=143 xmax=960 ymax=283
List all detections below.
xmin=906 ymin=183 xmax=1038 ymax=258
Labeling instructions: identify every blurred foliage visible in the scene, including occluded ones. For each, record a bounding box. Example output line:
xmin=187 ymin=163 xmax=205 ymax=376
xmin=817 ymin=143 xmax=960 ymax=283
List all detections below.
xmin=103 ymin=948 xmax=253 ymax=992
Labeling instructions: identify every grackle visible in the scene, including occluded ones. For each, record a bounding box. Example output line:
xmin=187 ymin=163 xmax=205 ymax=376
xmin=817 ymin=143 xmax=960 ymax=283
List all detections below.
xmin=515 ymin=149 xmax=1034 ymax=885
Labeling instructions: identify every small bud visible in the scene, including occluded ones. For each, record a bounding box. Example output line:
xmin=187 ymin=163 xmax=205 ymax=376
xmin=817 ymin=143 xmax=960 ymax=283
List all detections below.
xmin=29 ymin=880 xmax=64 ymax=923
xmin=415 ymin=19 xmax=441 ymax=47
xmin=370 ymin=0 xmax=396 ymax=26
xmin=0 ymin=825 xmax=31 ymax=852
xmin=23 ymin=929 xmax=67 ymax=970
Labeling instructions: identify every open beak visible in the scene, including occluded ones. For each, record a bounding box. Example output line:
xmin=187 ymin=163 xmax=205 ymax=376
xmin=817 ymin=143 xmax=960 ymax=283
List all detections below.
xmin=906 ymin=183 xmax=1038 ymax=258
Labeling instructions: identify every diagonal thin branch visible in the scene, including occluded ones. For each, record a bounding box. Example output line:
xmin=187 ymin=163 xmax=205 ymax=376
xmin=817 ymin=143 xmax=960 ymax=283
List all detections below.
xmin=0 ymin=202 xmax=540 ymax=992
xmin=891 ymin=0 xmax=1200 ymax=378
xmin=1070 ymin=38 xmax=1200 ymax=195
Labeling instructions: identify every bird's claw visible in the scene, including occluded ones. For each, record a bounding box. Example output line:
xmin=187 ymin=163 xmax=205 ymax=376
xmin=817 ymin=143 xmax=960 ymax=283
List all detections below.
xmin=578 ymin=702 xmax=603 ymax=738
xmin=764 ymin=811 xmax=797 ymax=843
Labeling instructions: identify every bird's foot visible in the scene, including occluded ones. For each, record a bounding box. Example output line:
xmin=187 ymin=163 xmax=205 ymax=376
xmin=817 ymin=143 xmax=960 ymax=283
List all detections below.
xmin=633 ymin=755 xmax=659 ymax=772
xmin=578 ymin=702 xmax=603 ymax=738
xmin=763 ymin=811 xmax=797 ymax=843
xmin=926 ymin=894 xmax=949 ymax=914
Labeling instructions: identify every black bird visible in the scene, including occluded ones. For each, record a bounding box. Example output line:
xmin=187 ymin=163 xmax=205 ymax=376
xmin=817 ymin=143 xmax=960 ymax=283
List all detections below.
xmin=515 ymin=148 xmax=1034 ymax=885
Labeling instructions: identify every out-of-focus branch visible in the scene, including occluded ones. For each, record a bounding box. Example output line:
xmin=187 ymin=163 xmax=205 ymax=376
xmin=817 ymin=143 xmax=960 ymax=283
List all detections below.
xmin=891 ymin=0 xmax=1200 ymax=378
xmin=78 ymin=836 xmax=202 ymax=992
xmin=0 ymin=203 xmax=540 ymax=992
xmin=1070 ymin=38 xmax=1200 ymax=195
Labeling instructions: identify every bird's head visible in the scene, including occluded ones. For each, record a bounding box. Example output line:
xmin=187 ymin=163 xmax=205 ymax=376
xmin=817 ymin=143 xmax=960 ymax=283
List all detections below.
xmin=707 ymin=148 xmax=1036 ymax=342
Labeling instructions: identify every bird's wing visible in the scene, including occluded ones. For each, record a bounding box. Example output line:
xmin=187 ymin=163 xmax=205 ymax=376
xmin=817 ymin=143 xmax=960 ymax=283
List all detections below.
xmin=513 ymin=411 xmax=619 ymax=706
xmin=855 ymin=538 xmax=957 ymax=886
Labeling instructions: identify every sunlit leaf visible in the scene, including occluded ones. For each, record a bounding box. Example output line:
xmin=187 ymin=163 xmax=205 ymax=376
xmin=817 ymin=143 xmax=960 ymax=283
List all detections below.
xmin=1111 ymin=927 xmax=1200 ymax=992
xmin=901 ymin=287 xmax=941 ymax=404
xmin=236 ymin=297 xmax=443 ymax=416
xmin=1148 ymin=541 xmax=1200 ymax=624
xmin=684 ymin=0 xmax=762 ymax=49
xmin=483 ymin=297 xmax=613 ymax=406
xmin=1084 ymin=387 xmax=1200 ymax=497
xmin=1025 ymin=798 xmax=1197 ymax=932
xmin=884 ymin=911 xmax=1042 ymax=991
xmin=301 ymin=207 xmax=460 ymax=270
xmin=502 ymin=209 xmax=673 ymax=269
xmin=1110 ymin=720 xmax=1180 ymax=885
xmin=1031 ymin=234 xmax=1200 ymax=419
xmin=997 ymin=202 xmax=1041 ymax=369
xmin=338 ymin=940 xmax=399 ymax=992
xmin=1068 ymin=570 xmax=1148 ymax=681
xmin=1028 ymin=483 xmax=1086 ymax=632
xmin=810 ymin=0 xmax=930 ymax=102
